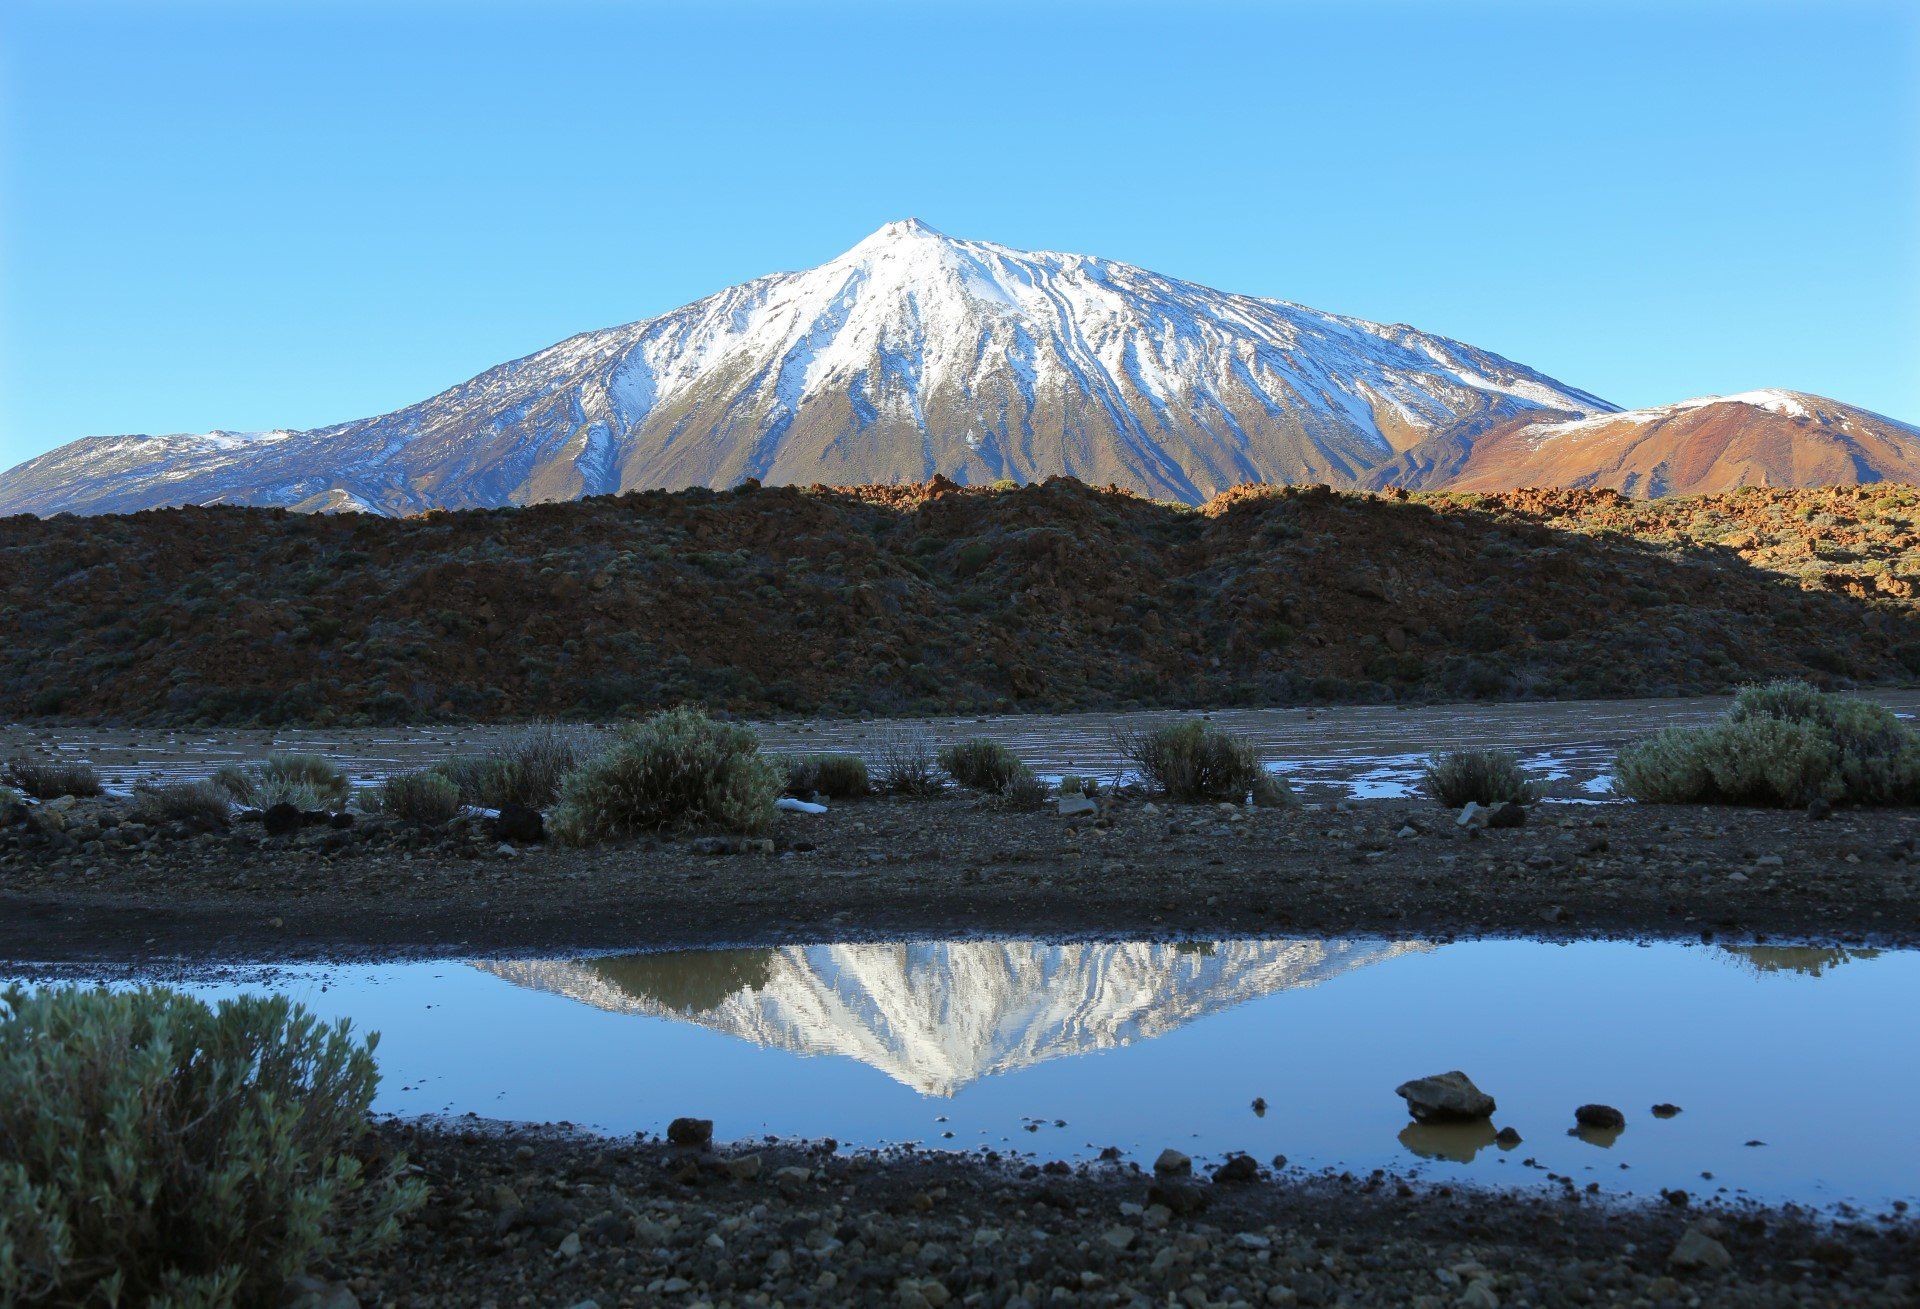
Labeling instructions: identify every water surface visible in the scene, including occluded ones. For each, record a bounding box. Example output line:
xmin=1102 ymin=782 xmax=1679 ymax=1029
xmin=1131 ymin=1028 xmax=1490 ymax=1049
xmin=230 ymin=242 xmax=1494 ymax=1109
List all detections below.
xmin=11 ymin=936 xmax=1913 ymax=1212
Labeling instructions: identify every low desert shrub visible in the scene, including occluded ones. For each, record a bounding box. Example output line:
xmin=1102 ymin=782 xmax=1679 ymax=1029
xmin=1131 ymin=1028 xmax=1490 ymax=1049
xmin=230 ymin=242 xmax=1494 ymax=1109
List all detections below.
xmin=1059 ymin=775 xmax=1101 ymax=797
xmin=435 ymin=723 xmax=595 ymax=810
xmin=214 ymin=754 xmax=352 ymax=810
xmin=0 ymin=985 xmax=424 ymax=1307
xmin=131 ymin=780 xmax=232 ymax=829
xmin=781 ymin=752 xmax=870 ymax=800
xmin=1422 ymin=748 xmax=1536 ymax=807
xmin=367 ymin=770 xmax=462 ymax=825
xmin=3 ymin=759 xmax=103 ymax=801
xmin=1615 ymin=680 xmax=1920 ymax=807
xmin=875 ymin=733 xmax=943 ymax=796
xmin=999 ymin=771 xmax=1052 ymax=811
xmin=256 ymin=754 xmax=351 ymax=809
xmin=548 ymin=706 xmax=782 ymax=844
xmin=1115 ymin=720 xmax=1284 ymax=804
xmin=938 ymin=738 xmax=1028 ymax=793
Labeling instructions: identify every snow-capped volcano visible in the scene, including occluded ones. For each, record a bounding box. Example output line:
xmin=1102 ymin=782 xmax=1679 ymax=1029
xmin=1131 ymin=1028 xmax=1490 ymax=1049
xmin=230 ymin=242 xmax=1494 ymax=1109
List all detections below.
xmin=476 ymin=937 xmax=1426 ymax=1097
xmin=0 ymin=221 xmax=1615 ymax=515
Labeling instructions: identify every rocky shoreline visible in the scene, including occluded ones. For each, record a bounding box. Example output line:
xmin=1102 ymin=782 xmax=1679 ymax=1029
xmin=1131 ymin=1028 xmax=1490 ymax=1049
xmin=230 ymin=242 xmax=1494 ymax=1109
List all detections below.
xmin=313 ymin=1122 xmax=1916 ymax=1307
xmin=4 ymin=792 xmax=1918 ymax=961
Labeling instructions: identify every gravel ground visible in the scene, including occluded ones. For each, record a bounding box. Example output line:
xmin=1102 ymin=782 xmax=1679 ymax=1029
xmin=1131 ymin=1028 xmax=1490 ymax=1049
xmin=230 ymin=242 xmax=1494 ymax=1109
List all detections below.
xmin=314 ymin=1123 xmax=1918 ymax=1308
xmin=4 ymin=793 xmax=1919 ymax=960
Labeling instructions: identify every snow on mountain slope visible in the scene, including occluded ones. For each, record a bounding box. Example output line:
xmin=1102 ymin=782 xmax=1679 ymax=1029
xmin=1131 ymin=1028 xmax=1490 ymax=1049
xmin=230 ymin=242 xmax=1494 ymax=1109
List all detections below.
xmin=1361 ymin=389 xmax=1920 ymax=498
xmin=477 ymin=937 xmax=1426 ymax=1096
xmin=0 ymin=220 xmax=1615 ymax=516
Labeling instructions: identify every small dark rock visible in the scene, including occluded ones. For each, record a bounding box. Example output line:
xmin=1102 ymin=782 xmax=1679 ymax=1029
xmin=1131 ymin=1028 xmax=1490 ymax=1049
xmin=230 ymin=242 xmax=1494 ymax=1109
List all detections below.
xmin=299 ymin=809 xmax=332 ymax=828
xmin=1211 ymin=1154 xmax=1260 ymax=1184
xmin=1575 ymin=1104 xmax=1626 ymax=1130
xmin=1486 ymin=801 xmax=1527 ymax=829
xmin=1806 ymin=797 xmax=1833 ymax=821
xmin=262 ymin=802 xmax=302 ymax=837
xmin=1652 ymin=1103 xmax=1683 ymax=1118
xmin=667 ymin=1117 xmax=714 ymax=1148
xmin=1251 ymin=1097 xmax=1267 ymax=1116
xmin=690 ymin=836 xmax=737 ymax=856
xmin=328 ymin=811 xmax=355 ymax=830
xmin=1495 ymin=1127 xmax=1523 ymax=1148
xmin=491 ymin=803 xmax=545 ymax=844
xmin=1146 ymin=1179 xmax=1209 ymax=1215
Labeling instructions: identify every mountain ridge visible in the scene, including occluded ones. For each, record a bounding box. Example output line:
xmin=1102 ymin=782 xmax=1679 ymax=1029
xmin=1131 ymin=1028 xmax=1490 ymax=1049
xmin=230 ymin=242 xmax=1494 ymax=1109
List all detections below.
xmin=0 ymin=221 xmax=1617 ymax=515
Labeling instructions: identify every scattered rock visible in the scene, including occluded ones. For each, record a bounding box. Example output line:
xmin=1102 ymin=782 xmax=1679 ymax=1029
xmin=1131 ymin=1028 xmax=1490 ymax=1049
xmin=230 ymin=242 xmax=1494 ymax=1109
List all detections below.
xmin=1152 ymin=1148 xmax=1191 ymax=1177
xmin=689 ymin=836 xmax=736 ymax=856
xmin=1574 ymin=1104 xmax=1625 ymax=1130
xmin=1455 ymin=803 xmax=1488 ymax=829
xmin=1251 ymin=1097 xmax=1267 ymax=1116
xmin=1396 ymin=1071 xmax=1496 ymax=1122
xmin=1807 ymin=796 xmax=1833 ymax=821
xmin=1486 ymin=801 xmax=1527 ymax=829
xmin=667 ymin=1117 xmax=714 ymax=1148
xmin=721 ymin=1152 xmax=763 ymax=1181
xmin=1494 ymin=1126 xmax=1522 ymax=1148
xmin=1668 ymin=1223 xmax=1734 ymax=1272
xmin=1057 ymin=793 xmax=1098 ymax=817
xmin=1651 ymin=1103 xmax=1683 ymax=1118
xmin=1145 ymin=1178 xmax=1208 ymax=1216
xmin=1211 ymin=1154 xmax=1260 ymax=1184
xmin=491 ymin=803 xmax=545 ymax=843
xmin=262 ymin=802 xmax=302 ymax=837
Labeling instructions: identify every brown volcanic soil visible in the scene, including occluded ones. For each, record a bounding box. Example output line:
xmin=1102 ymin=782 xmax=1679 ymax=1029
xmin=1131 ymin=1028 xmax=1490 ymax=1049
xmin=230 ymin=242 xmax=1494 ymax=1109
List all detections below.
xmin=5 ymin=793 xmax=1918 ymax=962
xmin=4 ymin=479 xmax=1920 ymax=727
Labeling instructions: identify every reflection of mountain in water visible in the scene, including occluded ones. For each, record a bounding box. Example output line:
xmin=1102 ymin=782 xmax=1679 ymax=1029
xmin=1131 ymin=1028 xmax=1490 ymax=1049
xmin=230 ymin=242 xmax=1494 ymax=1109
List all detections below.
xmin=477 ymin=938 xmax=1427 ymax=1096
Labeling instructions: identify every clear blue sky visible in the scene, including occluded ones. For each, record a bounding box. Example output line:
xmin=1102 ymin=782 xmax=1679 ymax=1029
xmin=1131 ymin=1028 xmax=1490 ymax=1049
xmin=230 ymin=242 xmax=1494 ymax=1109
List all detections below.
xmin=2 ymin=1 xmax=1915 ymax=469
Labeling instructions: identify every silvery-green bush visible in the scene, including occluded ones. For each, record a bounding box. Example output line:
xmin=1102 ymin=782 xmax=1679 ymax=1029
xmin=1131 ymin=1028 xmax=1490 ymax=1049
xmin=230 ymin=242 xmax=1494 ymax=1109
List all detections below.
xmin=211 ymin=754 xmax=351 ymax=811
xmin=780 ymin=752 xmax=870 ymax=800
xmin=549 ymin=706 xmax=781 ymax=844
xmin=1422 ymin=748 xmax=1536 ymax=807
xmin=1615 ymin=680 xmax=1920 ymax=807
xmin=938 ymin=738 xmax=1028 ymax=794
xmin=366 ymin=770 xmax=462 ymax=825
xmin=1115 ymin=720 xmax=1289 ymax=804
xmin=0 ymin=985 xmax=424 ymax=1307
xmin=131 ymin=780 xmax=233 ymax=830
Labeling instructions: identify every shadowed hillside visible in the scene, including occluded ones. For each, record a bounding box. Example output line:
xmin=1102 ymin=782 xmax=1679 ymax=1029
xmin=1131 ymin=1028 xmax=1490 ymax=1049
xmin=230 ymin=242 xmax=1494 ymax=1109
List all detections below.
xmin=3 ymin=477 xmax=1919 ymax=726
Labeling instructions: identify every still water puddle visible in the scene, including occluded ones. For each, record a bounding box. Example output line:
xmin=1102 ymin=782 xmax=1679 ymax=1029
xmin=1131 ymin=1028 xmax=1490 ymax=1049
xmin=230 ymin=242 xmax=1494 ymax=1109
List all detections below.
xmin=9 ymin=938 xmax=1914 ymax=1211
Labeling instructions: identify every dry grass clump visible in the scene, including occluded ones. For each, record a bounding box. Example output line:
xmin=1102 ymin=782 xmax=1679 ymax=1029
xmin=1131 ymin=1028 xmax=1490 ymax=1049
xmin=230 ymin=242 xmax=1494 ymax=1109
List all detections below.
xmin=212 ymin=753 xmax=352 ymax=811
xmin=874 ymin=733 xmax=943 ymax=796
xmin=0 ymin=985 xmax=423 ymax=1306
xmin=1616 ymin=680 xmax=1920 ymax=807
xmin=365 ymin=770 xmax=462 ymax=825
xmin=434 ymin=722 xmax=595 ymax=810
xmin=1115 ymin=720 xmax=1290 ymax=804
xmin=549 ymin=707 xmax=781 ymax=844
xmin=3 ymin=759 xmax=103 ymax=801
xmin=780 ymin=753 xmax=871 ymax=800
xmin=1421 ymin=748 xmax=1536 ymax=807
xmin=130 ymin=780 xmax=232 ymax=830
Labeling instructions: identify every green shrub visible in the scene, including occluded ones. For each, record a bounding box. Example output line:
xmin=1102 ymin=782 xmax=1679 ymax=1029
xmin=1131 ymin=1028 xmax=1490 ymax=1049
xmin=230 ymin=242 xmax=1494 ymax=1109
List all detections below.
xmin=1422 ymin=748 xmax=1536 ymax=807
xmin=938 ymin=738 xmax=1028 ymax=793
xmin=0 ymin=985 xmax=423 ymax=1307
xmin=875 ymin=733 xmax=943 ymax=796
xmin=367 ymin=771 xmax=462 ymax=825
xmin=1115 ymin=720 xmax=1282 ymax=803
xmin=548 ymin=706 xmax=782 ymax=844
xmin=1059 ymin=775 xmax=1101 ymax=797
xmin=131 ymin=780 xmax=232 ymax=829
xmin=781 ymin=753 xmax=871 ymax=800
xmin=1615 ymin=680 xmax=1920 ymax=807
xmin=3 ymin=759 xmax=103 ymax=801
xmin=209 ymin=763 xmax=257 ymax=803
